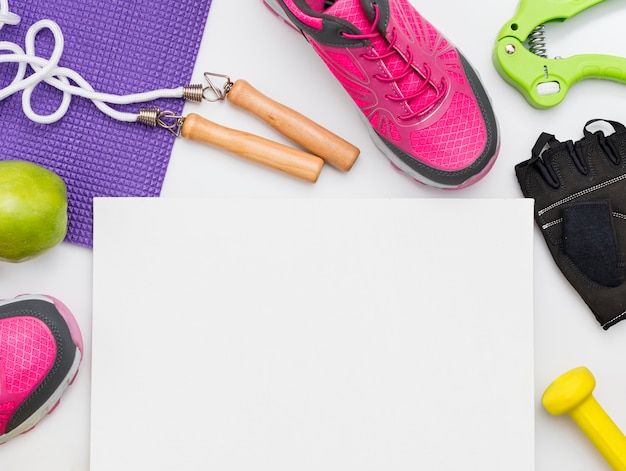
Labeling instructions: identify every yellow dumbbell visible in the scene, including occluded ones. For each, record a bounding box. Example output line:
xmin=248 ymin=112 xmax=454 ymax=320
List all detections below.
xmin=542 ymin=366 xmax=626 ymax=471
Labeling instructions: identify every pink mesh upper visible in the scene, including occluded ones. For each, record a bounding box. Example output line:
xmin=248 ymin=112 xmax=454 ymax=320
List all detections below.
xmin=300 ymin=0 xmax=489 ymax=172
xmin=0 ymin=317 xmax=56 ymax=433
xmin=410 ymin=93 xmax=485 ymax=169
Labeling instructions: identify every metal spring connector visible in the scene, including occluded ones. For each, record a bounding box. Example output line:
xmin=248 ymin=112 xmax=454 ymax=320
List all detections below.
xmin=137 ymin=107 xmax=184 ymax=136
xmin=137 ymin=107 xmax=160 ymax=126
xmin=177 ymin=73 xmax=234 ymax=103
xmin=182 ymin=83 xmax=204 ymax=103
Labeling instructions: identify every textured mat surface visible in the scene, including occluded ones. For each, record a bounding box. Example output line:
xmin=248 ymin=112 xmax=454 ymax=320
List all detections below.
xmin=0 ymin=0 xmax=212 ymax=247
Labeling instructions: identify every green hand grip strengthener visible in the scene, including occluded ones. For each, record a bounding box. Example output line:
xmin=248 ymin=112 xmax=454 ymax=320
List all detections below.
xmin=494 ymin=0 xmax=626 ymax=108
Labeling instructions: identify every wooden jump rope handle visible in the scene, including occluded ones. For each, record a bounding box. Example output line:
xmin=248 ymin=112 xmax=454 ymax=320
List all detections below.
xmin=226 ymin=80 xmax=360 ymax=172
xmin=181 ymin=113 xmax=324 ymax=183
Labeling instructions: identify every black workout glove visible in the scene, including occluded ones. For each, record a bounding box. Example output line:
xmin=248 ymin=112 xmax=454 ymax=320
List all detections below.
xmin=516 ymin=119 xmax=626 ymax=330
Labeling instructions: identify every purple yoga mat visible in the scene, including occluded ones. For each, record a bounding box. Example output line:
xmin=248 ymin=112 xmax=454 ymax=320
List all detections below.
xmin=0 ymin=0 xmax=212 ymax=247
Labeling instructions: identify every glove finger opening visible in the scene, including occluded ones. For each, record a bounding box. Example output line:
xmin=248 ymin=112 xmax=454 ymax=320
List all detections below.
xmin=583 ymin=119 xmax=626 ymax=138
xmin=583 ymin=119 xmax=622 ymax=164
xmin=516 ymin=132 xmax=561 ymax=189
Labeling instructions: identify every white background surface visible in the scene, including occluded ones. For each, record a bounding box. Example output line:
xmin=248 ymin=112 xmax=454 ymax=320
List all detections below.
xmin=90 ymin=198 xmax=534 ymax=471
xmin=1 ymin=0 xmax=626 ymax=469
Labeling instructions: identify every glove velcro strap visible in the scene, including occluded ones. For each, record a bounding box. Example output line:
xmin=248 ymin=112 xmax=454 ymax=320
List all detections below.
xmin=563 ymin=201 xmax=621 ymax=288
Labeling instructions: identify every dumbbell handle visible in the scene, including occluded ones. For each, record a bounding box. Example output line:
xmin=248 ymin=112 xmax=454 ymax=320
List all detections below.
xmin=568 ymin=397 xmax=626 ymax=470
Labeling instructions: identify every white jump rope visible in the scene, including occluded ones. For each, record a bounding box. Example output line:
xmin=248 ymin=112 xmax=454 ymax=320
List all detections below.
xmin=0 ymin=1 xmax=359 ymax=181
xmin=0 ymin=0 xmax=191 ymax=125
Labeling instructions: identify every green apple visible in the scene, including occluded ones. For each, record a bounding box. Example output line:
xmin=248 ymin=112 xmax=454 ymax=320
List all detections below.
xmin=0 ymin=160 xmax=68 ymax=262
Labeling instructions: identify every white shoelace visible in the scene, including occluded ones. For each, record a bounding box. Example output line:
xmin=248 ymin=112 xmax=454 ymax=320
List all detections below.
xmin=0 ymin=0 xmax=186 ymax=124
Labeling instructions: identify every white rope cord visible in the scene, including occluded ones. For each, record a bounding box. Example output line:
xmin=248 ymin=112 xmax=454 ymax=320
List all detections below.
xmin=0 ymin=1 xmax=186 ymax=124
xmin=0 ymin=0 xmax=19 ymax=30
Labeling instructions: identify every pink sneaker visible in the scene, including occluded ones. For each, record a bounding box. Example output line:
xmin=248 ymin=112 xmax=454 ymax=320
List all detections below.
xmin=0 ymin=294 xmax=83 ymax=444
xmin=265 ymin=0 xmax=499 ymax=189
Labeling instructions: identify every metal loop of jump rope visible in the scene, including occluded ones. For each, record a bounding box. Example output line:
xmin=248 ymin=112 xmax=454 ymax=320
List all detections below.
xmin=201 ymin=72 xmax=233 ymax=102
xmin=137 ymin=107 xmax=184 ymax=136
xmin=137 ymin=73 xmax=235 ymax=136
xmin=179 ymin=73 xmax=233 ymax=104
xmin=137 ymin=73 xmax=235 ymax=137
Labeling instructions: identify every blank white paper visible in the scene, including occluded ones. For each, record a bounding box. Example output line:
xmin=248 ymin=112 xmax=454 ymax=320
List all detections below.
xmin=91 ymin=197 xmax=535 ymax=471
